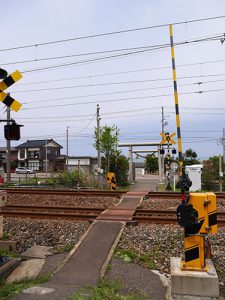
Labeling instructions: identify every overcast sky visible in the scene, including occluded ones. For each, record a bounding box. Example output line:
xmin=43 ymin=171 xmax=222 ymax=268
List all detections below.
xmin=1 ymin=0 xmax=225 ymax=159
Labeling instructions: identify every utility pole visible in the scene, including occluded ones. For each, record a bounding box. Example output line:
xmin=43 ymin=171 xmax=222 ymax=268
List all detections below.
xmin=161 ymin=107 xmax=164 ymax=134
xmin=219 ymin=154 xmax=223 ymax=192
xmin=45 ymin=139 xmax=48 ymax=175
xmin=66 ymin=126 xmax=69 ymax=171
xmin=161 ymin=106 xmax=167 ymax=183
xmin=223 ymin=128 xmax=225 ymax=163
xmin=6 ymin=106 xmax=11 ymax=182
xmin=97 ymin=104 xmax=101 ymax=186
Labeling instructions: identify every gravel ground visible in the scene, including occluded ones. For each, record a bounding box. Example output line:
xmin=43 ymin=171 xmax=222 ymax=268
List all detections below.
xmin=3 ymin=218 xmax=90 ymax=253
xmin=118 ymin=224 xmax=225 ymax=294
xmin=6 ymin=194 xmax=121 ymax=208
xmin=140 ymin=196 xmax=225 ymax=211
xmin=2 ymin=218 xmax=225 ymax=296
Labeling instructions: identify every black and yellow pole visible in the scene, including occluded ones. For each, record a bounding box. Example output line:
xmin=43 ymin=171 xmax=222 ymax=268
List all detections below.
xmin=165 ymin=132 xmax=172 ymax=191
xmin=170 ymin=25 xmax=217 ymax=271
xmin=169 ymin=24 xmax=184 ymax=192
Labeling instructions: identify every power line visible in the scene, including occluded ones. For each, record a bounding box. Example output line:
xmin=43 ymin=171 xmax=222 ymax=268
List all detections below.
xmin=1 ymin=15 xmax=225 ymax=52
xmin=17 ymin=59 xmax=225 ymax=86
xmin=1 ymin=32 xmax=223 ymax=67
xmin=19 ymin=86 xmax=225 ymax=111
xmin=21 ymin=33 xmax=224 ymax=74
xmin=12 ymin=73 xmax=225 ymax=94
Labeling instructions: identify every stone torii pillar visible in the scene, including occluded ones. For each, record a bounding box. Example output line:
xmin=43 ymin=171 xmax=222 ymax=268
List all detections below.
xmin=128 ymin=146 xmax=134 ymax=183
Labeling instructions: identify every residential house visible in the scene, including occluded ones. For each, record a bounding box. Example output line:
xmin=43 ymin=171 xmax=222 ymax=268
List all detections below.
xmin=16 ymin=139 xmax=65 ymax=172
xmin=0 ymin=147 xmax=18 ymax=172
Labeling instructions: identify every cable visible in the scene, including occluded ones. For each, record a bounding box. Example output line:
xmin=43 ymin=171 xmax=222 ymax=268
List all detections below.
xmin=18 ymin=86 xmax=225 ymax=111
xmin=2 ymin=32 xmax=224 ymax=67
xmin=16 ymin=59 xmax=225 ymax=87
xmin=21 ymin=34 xmax=225 ymax=74
xmin=0 ymin=15 xmax=225 ymax=52
xmin=12 ymin=73 xmax=225 ymax=95
xmin=0 ymin=43 xmax=179 ymax=66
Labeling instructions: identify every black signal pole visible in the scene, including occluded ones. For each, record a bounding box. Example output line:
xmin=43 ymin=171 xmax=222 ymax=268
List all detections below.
xmin=6 ymin=106 xmax=11 ymax=182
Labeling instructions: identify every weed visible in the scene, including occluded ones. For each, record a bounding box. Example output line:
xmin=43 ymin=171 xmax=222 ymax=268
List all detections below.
xmin=115 ymin=248 xmax=136 ymax=262
xmin=52 ymin=244 xmax=74 ymax=254
xmin=0 ymin=249 xmax=18 ymax=258
xmin=68 ymin=279 xmax=150 ymax=300
xmin=115 ymin=248 xmax=156 ymax=270
xmin=0 ymin=274 xmax=51 ymax=300
xmin=2 ymin=232 xmax=9 ymax=241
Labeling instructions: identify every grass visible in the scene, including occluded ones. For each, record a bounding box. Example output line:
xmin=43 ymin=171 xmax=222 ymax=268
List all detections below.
xmin=0 ymin=249 xmax=18 ymax=258
xmin=68 ymin=279 xmax=150 ymax=300
xmin=114 ymin=248 xmax=156 ymax=270
xmin=2 ymin=232 xmax=10 ymax=241
xmin=0 ymin=274 xmax=51 ymax=300
xmin=52 ymin=244 xmax=74 ymax=254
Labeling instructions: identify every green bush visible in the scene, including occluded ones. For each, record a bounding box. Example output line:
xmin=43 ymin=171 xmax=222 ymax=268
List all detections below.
xmin=54 ymin=170 xmax=82 ymax=188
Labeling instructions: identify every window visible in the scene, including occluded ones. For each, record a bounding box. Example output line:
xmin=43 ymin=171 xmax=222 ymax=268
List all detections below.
xmin=20 ymin=149 xmax=25 ymax=159
xmin=28 ymin=151 xmax=40 ymax=159
xmin=28 ymin=162 xmax=39 ymax=170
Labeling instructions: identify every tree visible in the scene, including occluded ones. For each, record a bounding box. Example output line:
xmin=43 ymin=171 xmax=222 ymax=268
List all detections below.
xmin=202 ymin=156 xmax=219 ymax=190
xmin=145 ymin=154 xmax=158 ymax=174
xmin=201 ymin=155 xmax=225 ymax=190
xmin=94 ymin=125 xmax=119 ymax=172
xmin=110 ymin=155 xmax=129 ymax=186
xmin=183 ymin=148 xmax=200 ymax=166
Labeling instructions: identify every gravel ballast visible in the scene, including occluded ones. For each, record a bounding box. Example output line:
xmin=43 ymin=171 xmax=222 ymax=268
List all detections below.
xmin=7 ymin=194 xmax=121 ymax=208
xmin=118 ymin=224 xmax=225 ymax=292
xmin=3 ymin=218 xmax=90 ymax=253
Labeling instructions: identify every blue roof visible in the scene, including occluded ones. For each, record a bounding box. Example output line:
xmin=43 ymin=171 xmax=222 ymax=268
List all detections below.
xmin=16 ymin=139 xmax=62 ymax=149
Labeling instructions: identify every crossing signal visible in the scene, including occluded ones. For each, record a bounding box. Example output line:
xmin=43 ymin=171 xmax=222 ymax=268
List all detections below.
xmin=107 ymin=172 xmax=116 ymax=191
xmin=0 ymin=70 xmax=22 ymax=112
xmin=4 ymin=123 xmax=23 ymax=140
xmin=160 ymin=132 xmax=176 ymax=145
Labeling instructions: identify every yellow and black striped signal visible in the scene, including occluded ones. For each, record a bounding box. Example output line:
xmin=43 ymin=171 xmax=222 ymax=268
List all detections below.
xmin=180 ymin=192 xmax=217 ymax=271
xmin=160 ymin=132 xmax=176 ymax=145
xmin=106 ymin=172 xmax=116 ymax=191
xmin=0 ymin=70 xmax=22 ymax=112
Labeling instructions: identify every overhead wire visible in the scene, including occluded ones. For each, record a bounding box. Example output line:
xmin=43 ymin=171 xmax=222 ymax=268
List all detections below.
xmin=19 ymin=86 xmax=225 ymax=111
xmin=0 ymin=15 xmax=224 ymax=52
xmin=15 ymin=59 xmax=225 ymax=87
xmin=10 ymin=73 xmax=225 ymax=95
xmin=20 ymin=34 xmax=225 ymax=74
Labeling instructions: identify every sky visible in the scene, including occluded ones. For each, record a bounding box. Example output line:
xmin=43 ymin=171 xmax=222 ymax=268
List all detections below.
xmin=1 ymin=0 xmax=225 ymax=160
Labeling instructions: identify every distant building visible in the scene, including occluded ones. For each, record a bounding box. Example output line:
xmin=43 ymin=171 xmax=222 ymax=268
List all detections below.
xmin=67 ymin=156 xmax=98 ymax=174
xmin=16 ymin=139 xmax=65 ymax=172
xmin=0 ymin=147 xmax=18 ymax=172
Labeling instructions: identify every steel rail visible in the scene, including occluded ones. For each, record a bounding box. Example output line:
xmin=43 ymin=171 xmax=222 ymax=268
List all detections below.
xmin=2 ymin=205 xmax=225 ymax=225
xmin=4 ymin=188 xmax=124 ymax=197
xmin=3 ymin=188 xmax=225 ymax=199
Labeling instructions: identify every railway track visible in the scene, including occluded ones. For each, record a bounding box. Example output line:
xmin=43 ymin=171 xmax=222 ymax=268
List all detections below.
xmin=4 ymin=188 xmax=124 ymax=197
xmin=4 ymin=188 xmax=225 ymax=199
xmin=2 ymin=205 xmax=225 ymax=225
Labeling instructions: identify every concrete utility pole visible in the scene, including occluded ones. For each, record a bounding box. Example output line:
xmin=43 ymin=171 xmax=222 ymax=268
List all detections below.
xmin=223 ymin=128 xmax=225 ymax=163
xmin=66 ymin=126 xmax=69 ymax=170
xmin=6 ymin=107 xmax=11 ymax=182
xmin=45 ymin=139 xmax=48 ymax=175
xmin=219 ymin=154 xmax=223 ymax=192
xmin=97 ymin=104 xmax=101 ymax=186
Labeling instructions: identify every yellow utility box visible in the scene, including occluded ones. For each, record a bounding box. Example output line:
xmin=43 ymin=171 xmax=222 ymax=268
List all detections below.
xmin=177 ymin=192 xmax=217 ymax=271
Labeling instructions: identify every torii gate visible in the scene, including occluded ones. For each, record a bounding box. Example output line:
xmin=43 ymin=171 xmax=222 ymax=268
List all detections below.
xmin=118 ymin=142 xmax=165 ymax=184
